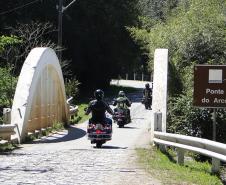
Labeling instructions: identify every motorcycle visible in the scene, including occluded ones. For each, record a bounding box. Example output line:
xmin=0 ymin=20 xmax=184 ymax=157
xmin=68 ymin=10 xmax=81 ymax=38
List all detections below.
xmin=87 ymin=120 xmax=112 ymax=148
xmin=142 ymin=96 xmax=152 ymax=110
xmin=113 ymin=108 xmax=130 ymax=128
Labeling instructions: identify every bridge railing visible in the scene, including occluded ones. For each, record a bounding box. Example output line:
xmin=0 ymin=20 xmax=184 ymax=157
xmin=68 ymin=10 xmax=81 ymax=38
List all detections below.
xmin=153 ymin=131 xmax=226 ymax=173
xmin=117 ymin=73 xmax=153 ymax=81
xmin=0 ymin=125 xmax=16 ymax=142
xmin=66 ymin=97 xmax=79 ymax=120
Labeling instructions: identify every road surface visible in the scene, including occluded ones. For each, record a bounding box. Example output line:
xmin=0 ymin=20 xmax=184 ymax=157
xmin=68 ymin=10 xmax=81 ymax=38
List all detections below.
xmin=0 ymin=88 xmax=160 ymax=185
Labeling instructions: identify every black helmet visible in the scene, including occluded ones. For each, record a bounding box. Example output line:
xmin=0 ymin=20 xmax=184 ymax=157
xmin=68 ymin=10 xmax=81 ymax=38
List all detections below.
xmin=94 ymin=89 xmax=104 ymax=100
xmin=145 ymin=83 xmax=150 ymax=88
xmin=118 ymin=90 xmax=125 ymax=97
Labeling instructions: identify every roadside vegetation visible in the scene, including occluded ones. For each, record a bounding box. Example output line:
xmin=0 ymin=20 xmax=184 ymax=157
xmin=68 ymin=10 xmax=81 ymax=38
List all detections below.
xmin=24 ymin=121 xmax=65 ymax=142
xmin=137 ymin=147 xmax=223 ymax=185
xmin=129 ymin=0 xmax=226 ymax=143
xmin=0 ymin=142 xmax=18 ymax=152
xmin=130 ymin=0 xmax=226 ymax=181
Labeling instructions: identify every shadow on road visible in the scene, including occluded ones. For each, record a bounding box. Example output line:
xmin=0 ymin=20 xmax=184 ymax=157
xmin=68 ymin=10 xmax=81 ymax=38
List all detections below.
xmin=122 ymin=126 xmax=138 ymax=129
xmin=95 ymin=145 xmax=128 ymax=149
xmin=30 ymin=126 xmax=87 ymax=144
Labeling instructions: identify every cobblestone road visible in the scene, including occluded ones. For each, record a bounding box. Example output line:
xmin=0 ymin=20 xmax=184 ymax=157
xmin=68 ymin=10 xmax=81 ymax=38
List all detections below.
xmin=0 ymin=93 xmax=161 ymax=185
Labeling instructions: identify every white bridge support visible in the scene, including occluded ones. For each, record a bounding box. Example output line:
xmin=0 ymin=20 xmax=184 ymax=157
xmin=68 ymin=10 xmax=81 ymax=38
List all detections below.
xmin=151 ymin=49 xmax=168 ymax=141
xmin=11 ymin=47 xmax=69 ymax=143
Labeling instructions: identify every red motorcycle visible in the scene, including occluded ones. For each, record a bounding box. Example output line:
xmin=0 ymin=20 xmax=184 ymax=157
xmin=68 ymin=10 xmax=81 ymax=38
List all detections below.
xmin=87 ymin=121 xmax=112 ymax=148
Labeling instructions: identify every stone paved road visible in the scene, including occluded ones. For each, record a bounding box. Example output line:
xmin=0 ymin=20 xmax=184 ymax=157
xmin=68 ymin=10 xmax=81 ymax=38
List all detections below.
xmin=0 ymin=91 xmax=161 ymax=185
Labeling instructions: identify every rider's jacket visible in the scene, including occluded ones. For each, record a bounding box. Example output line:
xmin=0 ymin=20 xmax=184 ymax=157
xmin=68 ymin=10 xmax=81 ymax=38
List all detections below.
xmin=113 ymin=97 xmax=131 ymax=109
xmin=143 ymin=88 xmax=152 ymax=98
xmin=86 ymin=99 xmax=113 ymax=122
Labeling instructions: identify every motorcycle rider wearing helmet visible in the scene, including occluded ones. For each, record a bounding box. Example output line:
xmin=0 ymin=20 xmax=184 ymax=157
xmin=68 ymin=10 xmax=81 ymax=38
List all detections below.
xmin=85 ymin=89 xmax=114 ymax=126
xmin=113 ymin=90 xmax=132 ymax=122
xmin=143 ymin=83 xmax=152 ymax=109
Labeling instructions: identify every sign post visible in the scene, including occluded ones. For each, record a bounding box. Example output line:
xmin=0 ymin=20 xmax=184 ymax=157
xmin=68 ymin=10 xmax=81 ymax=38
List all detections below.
xmin=193 ymin=65 xmax=226 ymax=141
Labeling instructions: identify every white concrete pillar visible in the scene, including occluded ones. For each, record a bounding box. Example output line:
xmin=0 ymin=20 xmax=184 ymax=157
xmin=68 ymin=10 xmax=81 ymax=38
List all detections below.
xmin=151 ymin=49 xmax=168 ymax=143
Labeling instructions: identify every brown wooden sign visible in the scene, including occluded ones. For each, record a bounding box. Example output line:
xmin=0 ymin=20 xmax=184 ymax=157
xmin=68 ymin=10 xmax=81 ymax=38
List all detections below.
xmin=193 ymin=65 xmax=226 ymax=108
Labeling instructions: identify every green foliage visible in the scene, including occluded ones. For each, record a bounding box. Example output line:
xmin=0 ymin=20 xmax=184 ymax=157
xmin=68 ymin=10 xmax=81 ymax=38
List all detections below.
xmin=138 ymin=0 xmax=180 ymax=21
xmin=129 ymin=0 xmax=226 ymax=72
xmin=65 ymin=78 xmax=80 ymax=101
xmin=0 ymin=142 xmax=18 ymax=152
xmin=0 ymin=67 xmax=17 ymax=116
xmin=137 ymin=147 xmax=223 ymax=185
xmin=0 ymin=1 xmax=144 ymax=87
xmin=25 ymin=123 xmax=65 ymax=142
xmin=0 ymin=35 xmax=21 ymax=53
xmin=52 ymin=122 xmax=64 ymax=131
xmin=129 ymin=0 xmax=226 ymax=142
xmin=167 ymin=93 xmax=226 ymax=142
xmin=70 ymin=103 xmax=90 ymax=124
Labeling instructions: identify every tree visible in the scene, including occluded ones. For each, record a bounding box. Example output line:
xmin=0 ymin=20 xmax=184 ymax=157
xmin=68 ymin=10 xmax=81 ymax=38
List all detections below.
xmin=129 ymin=0 xmax=226 ymax=142
xmin=0 ymin=35 xmax=20 ymax=122
xmin=1 ymin=0 xmax=143 ymax=88
xmin=62 ymin=0 xmax=142 ymax=88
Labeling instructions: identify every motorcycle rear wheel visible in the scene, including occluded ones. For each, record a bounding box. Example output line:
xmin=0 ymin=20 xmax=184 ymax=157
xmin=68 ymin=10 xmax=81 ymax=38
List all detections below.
xmin=118 ymin=121 xmax=124 ymax=128
xmin=96 ymin=141 xmax=102 ymax=148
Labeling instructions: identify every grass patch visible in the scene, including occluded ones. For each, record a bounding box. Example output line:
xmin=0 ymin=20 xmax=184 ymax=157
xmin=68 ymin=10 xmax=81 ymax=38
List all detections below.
xmin=70 ymin=103 xmax=90 ymax=124
xmin=52 ymin=121 xmax=64 ymax=130
xmin=25 ymin=122 xmax=65 ymax=142
xmin=136 ymin=147 xmax=223 ymax=185
xmin=0 ymin=143 xmax=18 ymax=152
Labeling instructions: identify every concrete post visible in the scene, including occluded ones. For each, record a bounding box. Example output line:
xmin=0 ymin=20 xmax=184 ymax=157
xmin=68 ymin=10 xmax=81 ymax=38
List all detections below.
xmin=154 ymin=111 xmax=162 ymax=131
xmin=159 ymin=144 xmax=166 ymax=153
xmin=177 ymin=148 xmax=185 ymax=165
xmin=211 ymin=158 xmax=220 ymax=173
xmin=3 ymin=108 xmax=11 ymax=124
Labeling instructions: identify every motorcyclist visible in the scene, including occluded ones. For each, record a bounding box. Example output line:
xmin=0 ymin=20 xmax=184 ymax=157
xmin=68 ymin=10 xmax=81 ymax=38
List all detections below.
xmin=113 ymin=90 xmax=132 ymax=122
xmin=143 ymin=83 xmax=152 ymax=109
xmin=85 ymin=89 xmax=114 ymax=126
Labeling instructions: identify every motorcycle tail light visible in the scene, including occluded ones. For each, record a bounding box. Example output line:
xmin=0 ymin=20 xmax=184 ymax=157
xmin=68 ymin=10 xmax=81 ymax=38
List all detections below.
xmin=96 ymin=130 xmax=102 ymax=134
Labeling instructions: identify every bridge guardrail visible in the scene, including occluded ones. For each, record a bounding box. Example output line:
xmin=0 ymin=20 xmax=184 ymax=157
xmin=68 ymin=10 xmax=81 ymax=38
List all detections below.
xmin=153 ymin=131 xmax=226 ymax=173
xmin=0 ymin=125 xmax=16 ymax=141
xmin=67 ymin=97 xmax=78 ymax=119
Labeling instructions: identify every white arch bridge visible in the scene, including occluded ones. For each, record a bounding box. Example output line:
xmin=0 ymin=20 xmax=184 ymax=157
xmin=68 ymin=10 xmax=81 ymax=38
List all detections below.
xmin=0 ymin=47 xmax=77 ymax=143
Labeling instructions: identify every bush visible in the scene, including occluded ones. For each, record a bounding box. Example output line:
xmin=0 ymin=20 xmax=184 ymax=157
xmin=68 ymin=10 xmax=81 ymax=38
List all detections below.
xmin=65 ymin=78 xmax=80 ymax=103
xmin=0 ymin=67 xmax=17 ymax=120
xmin=167 ymin=94 xmax=226 ymax=143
